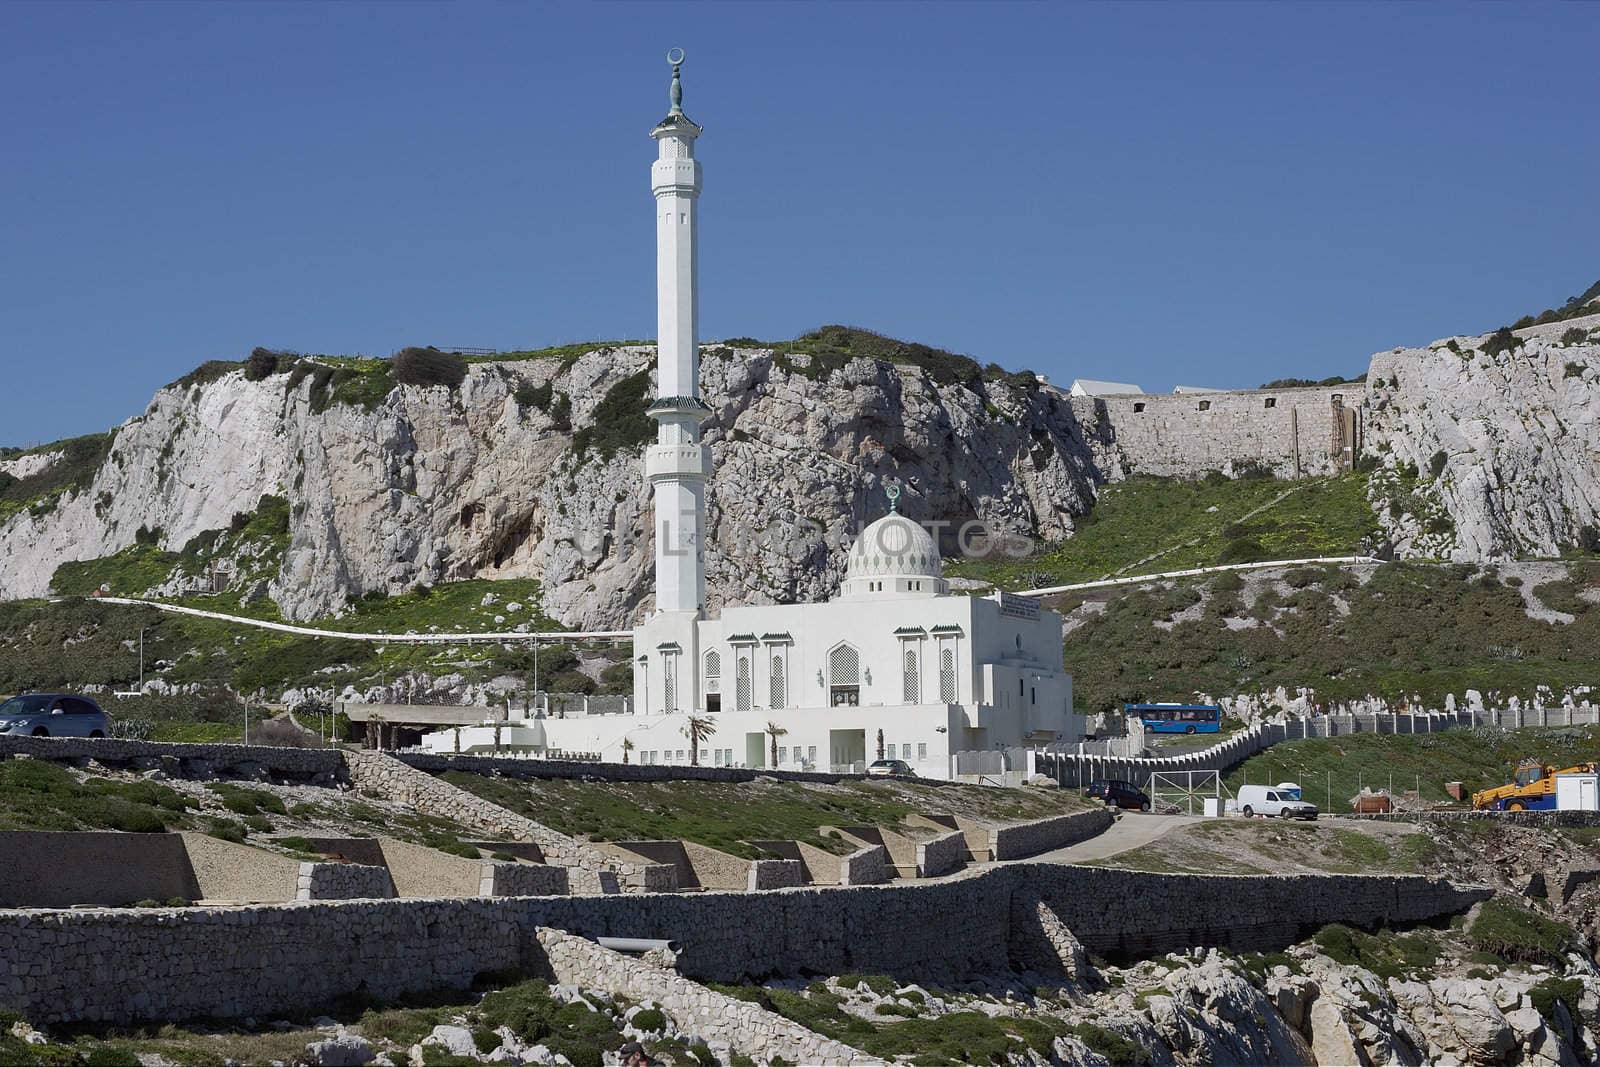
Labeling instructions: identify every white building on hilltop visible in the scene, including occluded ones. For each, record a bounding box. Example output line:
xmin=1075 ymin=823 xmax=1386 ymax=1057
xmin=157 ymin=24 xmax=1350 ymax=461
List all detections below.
xmin=423 ymin=54 xmax=1082 ymax=775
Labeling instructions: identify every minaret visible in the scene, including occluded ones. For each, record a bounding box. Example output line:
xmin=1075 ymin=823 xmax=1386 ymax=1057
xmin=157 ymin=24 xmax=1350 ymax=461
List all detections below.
xmin=645 ymin=50 xmax=711 ymax=620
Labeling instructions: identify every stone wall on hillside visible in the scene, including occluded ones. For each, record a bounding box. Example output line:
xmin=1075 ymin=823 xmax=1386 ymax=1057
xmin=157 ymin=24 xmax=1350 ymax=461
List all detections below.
xmin=295 ymin=863 xmax=393 ymax=901
xmin=534 ymin=927 xmax=877 ymax=1065
xmin=990 ymin=808 xmax=1114 ymax=861
xmin=0 ymin=735 xmax=344 ymax=782
xmin=0 ymin=865 xmax=1489 ymax=1025
xmin=914 ymin=830 xmax=967 ymax=878
xmin=395 ymin=751 xmax=958 ymax=788
xmin=1066 ymin=383 xmax=1360 ymax=481
xmin=343 ymin=750 xmax=673 ymax=895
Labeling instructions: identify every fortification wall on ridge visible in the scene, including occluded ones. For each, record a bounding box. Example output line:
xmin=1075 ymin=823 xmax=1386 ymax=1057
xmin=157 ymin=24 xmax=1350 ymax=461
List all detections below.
xmin=1067 ymin=382 xmax=1365 ymax=481
xmin=0 ymin=865 xmax=1488 ymax=1026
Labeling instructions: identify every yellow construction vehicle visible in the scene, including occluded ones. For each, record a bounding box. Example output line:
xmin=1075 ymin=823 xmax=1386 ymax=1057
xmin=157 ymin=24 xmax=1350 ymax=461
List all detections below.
xmin=1472 ymin=758 xmax=1598 ymax=811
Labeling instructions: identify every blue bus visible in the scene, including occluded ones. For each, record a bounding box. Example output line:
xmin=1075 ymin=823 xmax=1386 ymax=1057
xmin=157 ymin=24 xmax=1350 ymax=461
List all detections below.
xmin=1125 ymin=703 xmax=1222 ymax=735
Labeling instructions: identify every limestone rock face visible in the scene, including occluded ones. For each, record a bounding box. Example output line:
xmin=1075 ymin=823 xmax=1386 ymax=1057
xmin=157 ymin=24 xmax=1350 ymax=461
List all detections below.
xmin=0 ymin=347 xmax=1100 ymax=628
xmin=1365 ymin=316 xmax=1600 ymax=561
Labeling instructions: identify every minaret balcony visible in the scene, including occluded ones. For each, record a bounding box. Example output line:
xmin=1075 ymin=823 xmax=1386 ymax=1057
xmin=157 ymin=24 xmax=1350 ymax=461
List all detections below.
xmin=645 ymin=443 xmax=711 ymax=481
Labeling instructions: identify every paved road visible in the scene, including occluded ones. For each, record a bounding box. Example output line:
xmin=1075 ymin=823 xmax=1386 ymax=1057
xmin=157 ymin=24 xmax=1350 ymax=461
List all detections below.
xmin=1031 ymin=811 xmax=1201 ymax=864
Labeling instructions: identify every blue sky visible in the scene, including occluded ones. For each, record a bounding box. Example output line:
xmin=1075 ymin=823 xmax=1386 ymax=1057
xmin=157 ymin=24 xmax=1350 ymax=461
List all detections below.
xmin=2 ymin=2 xmax=1595 ymax=447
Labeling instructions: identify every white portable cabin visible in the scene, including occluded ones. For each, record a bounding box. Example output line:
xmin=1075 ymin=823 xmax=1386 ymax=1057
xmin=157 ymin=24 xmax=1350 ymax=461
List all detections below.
xmin=1556 ymin=772 xmax=1600 ymax=811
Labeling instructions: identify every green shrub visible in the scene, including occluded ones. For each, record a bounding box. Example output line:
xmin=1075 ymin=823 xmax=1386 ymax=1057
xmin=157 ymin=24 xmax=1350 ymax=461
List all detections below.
xmin=1562 ymin=331 xmax=1587 ymax=347
xmin=206 ymin=819 xmax=247 ymax=844
xmin=393 ymin=347 xmax=468 ymax=390
xmin=1530 ymin=975 xmax=1584 ymax=1030
xmin=1070 ymin=1023 xmax=1152 ymax=1066
xmin=1218 ymin=538 xmax=1267 ymax=565
xmin=244 ymin=347 xmax=296 ymax=381
xmin=1468 ymin=898 xmax=1575 ymax=965
xmin=1429 ymin=450 xmax=1449 ymax=479
xmin=206 ymin=783 xmax=288 ymax=816
xmin=570 ymin=371 xmax=654 ymax=461
xmin=630 ymin=1007 xmax=666 ymax=1032
xmin=1483 ymin=327 xmax=1520 ymax=358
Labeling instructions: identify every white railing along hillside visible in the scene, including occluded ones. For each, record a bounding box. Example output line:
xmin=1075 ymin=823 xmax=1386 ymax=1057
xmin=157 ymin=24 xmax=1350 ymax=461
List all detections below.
xmin=1013 ymin=555 xmax=1383 ymax=598
xmin=1041 ymin=704 xmax=1600 ymax=789
xmin=89 ymin=597 xmax=628 ymax=644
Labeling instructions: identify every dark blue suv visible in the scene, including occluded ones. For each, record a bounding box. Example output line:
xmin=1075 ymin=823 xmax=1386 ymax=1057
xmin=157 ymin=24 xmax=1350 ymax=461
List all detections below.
xmin=0 ymin=693 xmax=111 ymax=737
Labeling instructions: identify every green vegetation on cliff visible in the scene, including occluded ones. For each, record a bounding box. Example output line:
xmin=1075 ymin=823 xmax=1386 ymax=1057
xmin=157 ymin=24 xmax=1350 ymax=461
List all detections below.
xmin=0 ymin=432 xmax=113 ymax=522
xmin=1066 ymin=561 xmax=1600 ymax=713
xmin=949 ymin=472 xmax=1379 ymax=590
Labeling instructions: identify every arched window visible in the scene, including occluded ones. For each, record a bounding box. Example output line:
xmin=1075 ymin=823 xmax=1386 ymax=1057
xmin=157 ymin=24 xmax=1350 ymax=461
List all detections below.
xmin=662 ymin=651 xmax=679 ymax=713
xmin=736 ymin=656 xmax=752 ymax=713
xmin=703 ymin=649 xmax=722 ymax=712
xmin=940 ymin=647 xmax=956 ymax=703
xmin=828 ymin=644 xmax=860 ymax=707
xmin=902 ymin=647 xmax=920 ymax=704
xmin=769 ymin=654 xmax=786 ymax=710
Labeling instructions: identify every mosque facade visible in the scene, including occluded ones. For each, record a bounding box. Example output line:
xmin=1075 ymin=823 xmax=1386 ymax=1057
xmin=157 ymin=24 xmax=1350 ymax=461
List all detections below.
xmin=424 ymin=56 xmax=1082 ymax=775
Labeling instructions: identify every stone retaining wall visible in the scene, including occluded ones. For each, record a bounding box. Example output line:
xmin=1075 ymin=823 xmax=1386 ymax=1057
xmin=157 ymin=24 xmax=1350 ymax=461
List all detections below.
xmin=534 ymin=928 xmax=877 ymax=1065
xmin=397 ymin=752 xmax=958 ymax=789
xmin=838 ymin=845 xmax=890 ymax=886
xmin=295 ymin=863 xmax=393 ymax=901
xmin=343 ymin=750 xmax=671 ymax=895
xmin=0 ymin=865 xmax=1488 ymax=1025
xmin=481 ymin=863 xmax=570 ymax=898
xmin=747 ymin=859 xmax=805 ymax=891
xmin=0 ymin=735 xmax=343 ymax=782
xmin=915 ymin=831 xmax=968 ymax=878
xmin=991 ymin=809 xmax=1115 ymax=861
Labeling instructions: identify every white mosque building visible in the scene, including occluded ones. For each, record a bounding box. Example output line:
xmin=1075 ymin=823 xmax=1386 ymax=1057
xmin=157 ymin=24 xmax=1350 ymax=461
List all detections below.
xmin=421 ymin=55 xmax=1082 ymax=776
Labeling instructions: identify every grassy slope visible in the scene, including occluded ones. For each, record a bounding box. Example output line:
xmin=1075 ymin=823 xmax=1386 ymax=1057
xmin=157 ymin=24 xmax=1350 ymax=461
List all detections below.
xmin=0 ymin=578 xmax=616 ymax=709
xmin=442 ymin=774 xmax=1088 ymax=858
xmin=1221 ymin=726 xmax=1600 ymax=809
xmin=1064 ymin=560 xmax=1600 ymax=714
xmin=1088 ymin=819 xmax=1443 ymax=876
xmin=948 ymin=473 xmax=1379 ymax=589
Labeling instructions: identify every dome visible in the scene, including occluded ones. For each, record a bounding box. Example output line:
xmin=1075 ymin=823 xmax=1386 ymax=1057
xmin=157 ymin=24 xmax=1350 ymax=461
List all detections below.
xmin=846 ymin=513 xmax=942 ymax=580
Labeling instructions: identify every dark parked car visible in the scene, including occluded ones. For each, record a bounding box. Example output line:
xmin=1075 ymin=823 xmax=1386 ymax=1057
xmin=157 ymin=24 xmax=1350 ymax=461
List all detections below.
xmin=0 ymin=693 xmax=110 ymax=737
xmin=1084 ymin=777 xmax=1152 ymax=812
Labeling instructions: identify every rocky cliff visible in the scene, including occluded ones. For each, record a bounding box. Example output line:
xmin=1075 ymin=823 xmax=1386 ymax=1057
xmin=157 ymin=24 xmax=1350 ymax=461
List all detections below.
xmin=1367 ymin=313 xmax=1600 ymax=562
xmin=2 ymin=314 xmax=1596 ymax=630
xmin=0 ymin=342 xmax=1099 ymax=628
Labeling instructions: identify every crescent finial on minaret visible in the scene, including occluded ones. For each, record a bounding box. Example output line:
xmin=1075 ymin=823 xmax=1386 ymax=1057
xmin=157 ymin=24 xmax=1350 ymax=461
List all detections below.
xmin=668 ymin=48 xmax=685 ymax=116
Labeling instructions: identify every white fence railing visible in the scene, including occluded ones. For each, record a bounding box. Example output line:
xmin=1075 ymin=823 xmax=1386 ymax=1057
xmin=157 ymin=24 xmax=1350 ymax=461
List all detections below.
xmin=1039 ymin=705 xmax=1600 ymax=789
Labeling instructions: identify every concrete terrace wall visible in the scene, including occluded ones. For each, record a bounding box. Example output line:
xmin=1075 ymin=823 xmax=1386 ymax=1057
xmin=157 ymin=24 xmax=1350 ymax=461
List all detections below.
xmin=181 ymin=833 xmax=302 ymax=903
xmin=0 ymin=833 xmax=197 ymax=909
xmin=343 ymin=750 xmax=672 ymax=895
xmin=0 ymin=865 xmax=1488 ymax=1026
xmin=1068 ymin=383 xmax=1360 ymax=480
